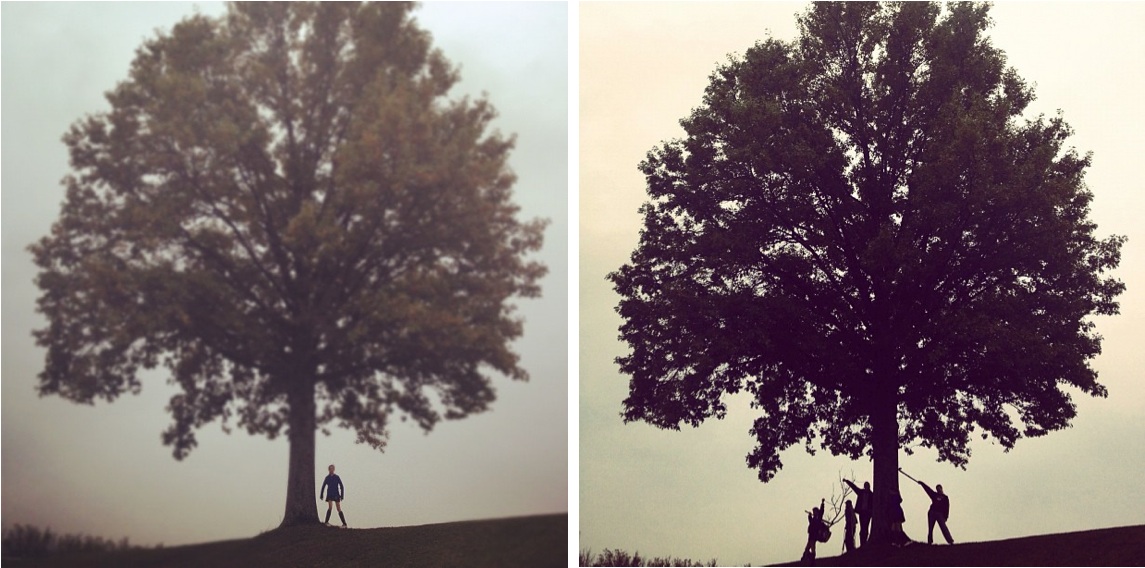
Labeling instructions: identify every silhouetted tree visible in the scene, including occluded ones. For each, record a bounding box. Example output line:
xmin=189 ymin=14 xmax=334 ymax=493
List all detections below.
xmin=31 ymin=2 xmax=546 ymax=527
xmin=610 ymin=1 xmax=1123 ymax=545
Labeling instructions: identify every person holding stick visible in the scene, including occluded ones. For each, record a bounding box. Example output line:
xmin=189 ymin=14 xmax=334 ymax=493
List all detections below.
xmin=900 ymin=468 xmax=954 ymax=545
xmin=801 ymin=498 xmax=826 ymax=561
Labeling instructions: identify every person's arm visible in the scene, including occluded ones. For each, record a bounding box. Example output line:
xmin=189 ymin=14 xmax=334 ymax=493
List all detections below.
xmin=919 ymin=481 xmax=935 ymax=499
xmin=842 ymin=479 xmax=859 ymax=492
xmin=339 ymin=478 xmax=345 ymax=500
xmin=320 ymin=477 xmax=327 ymax=500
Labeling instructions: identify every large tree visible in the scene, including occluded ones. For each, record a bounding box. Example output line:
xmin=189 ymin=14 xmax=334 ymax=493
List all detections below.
xmin=610 ymin=1 xmax=1123 ymax=545
xmin=31 ymin=2 xmax=546 ymax=527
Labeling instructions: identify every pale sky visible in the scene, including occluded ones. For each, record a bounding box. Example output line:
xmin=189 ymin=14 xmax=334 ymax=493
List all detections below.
xmin=581 ymin=2 xmax=1145 ymax=566
xmin=5 ymin=2 xmax=1145 ymax=566
xmin=2 ymin=1 xmax=567 ymax=549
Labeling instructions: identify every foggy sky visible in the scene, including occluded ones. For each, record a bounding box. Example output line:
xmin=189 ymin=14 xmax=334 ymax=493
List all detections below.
xmin=2 ymin=1 xmax=567 ymax=549
xmin=7 ymin=2 xmax=1145 ymax=566
xmin=580 ymin=3 xmax=1145 ymax=566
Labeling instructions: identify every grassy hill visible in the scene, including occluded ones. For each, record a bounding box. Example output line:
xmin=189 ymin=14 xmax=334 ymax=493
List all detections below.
xmin=4 ymin=513 xmax=566 ymax=568
xmin=777 ymin=524 xmax=1145 ymax=567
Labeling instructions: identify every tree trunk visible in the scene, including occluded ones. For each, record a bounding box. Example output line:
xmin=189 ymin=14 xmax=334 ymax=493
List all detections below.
xmin=867 ymin=375 xmax=905 ymax=546
xmin=280 ymin=378 xmax=319 ymax=527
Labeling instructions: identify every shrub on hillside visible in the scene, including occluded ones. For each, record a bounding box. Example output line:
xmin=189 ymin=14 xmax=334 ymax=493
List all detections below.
xmin=580 ymin=547 xmax=723 ymax=567
xmin=2 ymin=524 xmax=142 ymax=558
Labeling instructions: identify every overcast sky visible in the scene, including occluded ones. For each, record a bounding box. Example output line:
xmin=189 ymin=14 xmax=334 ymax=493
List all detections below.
xmin=581 ymin=2 xmax=1145 ymax=566
xmin=5 ymin=1 xmax=1145 ymax=566
xmin=2 ymin=1 xmax=567 ymax=549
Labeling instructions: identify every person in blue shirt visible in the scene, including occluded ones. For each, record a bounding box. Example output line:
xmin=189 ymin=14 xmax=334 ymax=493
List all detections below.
xmin=320 ymin=464 xmax=348 ymax=528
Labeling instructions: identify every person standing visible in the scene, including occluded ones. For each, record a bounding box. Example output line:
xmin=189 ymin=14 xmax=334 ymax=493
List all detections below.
xmin=320 ymin=464 xmax=348 ymax=528
xmin=843 ymin=500 xmax=857 ymax=553
xmin=890 ymin=491 xmax=910 ymax=546
xmin=842 ymin=478 xmax=873 ymax=547
xmin=801 ymin=498 xmax=826 ymax=562
xmin=915 ymin=479 xmax=954 ymax=545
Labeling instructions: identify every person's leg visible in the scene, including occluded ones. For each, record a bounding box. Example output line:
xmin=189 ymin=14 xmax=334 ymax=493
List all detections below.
xmin=859 ymin=514 xmax=870 ymax=547
xmin=927 ymin=511 xmax=937 ymax=544
xmin=939 ymin=518 xmax=953 ymax=544
xmin=325 ymin=501 xmax=333 ymax=524
xmin=336 ymin=501 xmax=347 ymax=527
xmin=891 ymin=522 xmax=909 ymax=546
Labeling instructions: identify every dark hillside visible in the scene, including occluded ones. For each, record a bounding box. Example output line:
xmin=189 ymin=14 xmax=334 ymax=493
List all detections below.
xmin=5 ymin=513 xmax=566 ymax=568
xmin=778 ymin=524 xmax=1145 ymax=567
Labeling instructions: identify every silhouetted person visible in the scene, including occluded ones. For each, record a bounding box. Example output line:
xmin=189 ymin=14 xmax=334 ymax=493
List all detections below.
xmin=320 ymin=464 xmax=348 ymax=528
xmin=843 ymin=500 xmax=856 ymax=553
xmin=802 ymin=498 xmax=826 ymax=562
xmin=890 ymin=491 xmax=910 ymax=546
xmin=842 ymin=478 xmax=873 ymax=546
xmin=915 ymin=479 xmax=954 ymax=545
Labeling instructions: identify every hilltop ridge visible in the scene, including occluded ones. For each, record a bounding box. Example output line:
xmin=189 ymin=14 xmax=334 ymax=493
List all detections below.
xmin=4 ymin=513 xmax=566 ymax=568
xmin=778 ymin=523 xmax=1145 ymax=566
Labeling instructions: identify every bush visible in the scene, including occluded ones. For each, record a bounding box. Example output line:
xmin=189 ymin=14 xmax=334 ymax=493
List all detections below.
xmin=580 ymin=547 xmax=596 ymax=566
xmin=579 ymin=547 xmax=724 ymax=567
xmin=2 ymin=524 xmax=140 ymax=558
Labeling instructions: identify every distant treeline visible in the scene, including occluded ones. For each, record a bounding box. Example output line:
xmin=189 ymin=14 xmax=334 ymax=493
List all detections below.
xmin=1 ymin=524 xmax=157 ymax=558
xmin=579 ymin=547 xmax=726 ymax=567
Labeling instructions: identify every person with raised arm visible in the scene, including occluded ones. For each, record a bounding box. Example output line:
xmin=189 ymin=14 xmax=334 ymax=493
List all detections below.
xmin=901 ymin=469 xmax=953 ymax=545
xmin=842 ymin=478 xmax=873 ymax=547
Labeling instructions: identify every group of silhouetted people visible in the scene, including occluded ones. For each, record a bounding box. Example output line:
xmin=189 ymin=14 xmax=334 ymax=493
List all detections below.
xmin=801 ymin=472 xmax=954 ymax=561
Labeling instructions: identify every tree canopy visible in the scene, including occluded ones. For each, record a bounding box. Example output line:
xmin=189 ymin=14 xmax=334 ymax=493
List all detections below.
xmin=610 ymin=1 xmax=1123 ymax=543
xmin=31 ymin=1 xmax=546 ymax=526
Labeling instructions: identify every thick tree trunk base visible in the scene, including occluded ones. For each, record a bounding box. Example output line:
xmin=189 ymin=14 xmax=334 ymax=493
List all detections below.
xmin=278 ymin=515 xmax=323 ymax=528
xmin=280 ymin=380 xmax=319 ymax=528
xmin=863 ymin=528 xmax=913 ymax=549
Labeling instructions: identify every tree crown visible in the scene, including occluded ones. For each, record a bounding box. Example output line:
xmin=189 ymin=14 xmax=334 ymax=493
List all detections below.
xmin=611 ymin=1 xmax=1124 ymax=481
xmin=32 ymin=1 xmax=547 ymax=458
